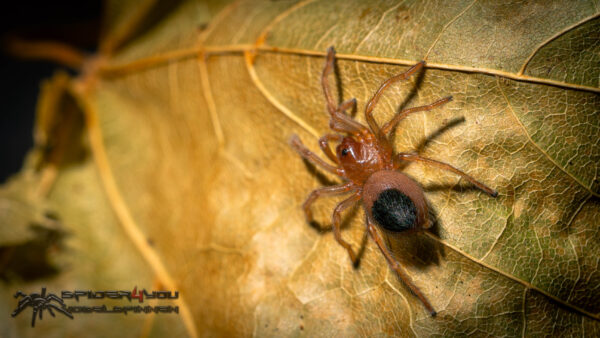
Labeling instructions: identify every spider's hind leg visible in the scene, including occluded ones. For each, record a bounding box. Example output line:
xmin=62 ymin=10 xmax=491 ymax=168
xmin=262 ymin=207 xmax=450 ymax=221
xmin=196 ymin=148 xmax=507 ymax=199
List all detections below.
xmin=367 ymin=220 xmax=437 ymax=316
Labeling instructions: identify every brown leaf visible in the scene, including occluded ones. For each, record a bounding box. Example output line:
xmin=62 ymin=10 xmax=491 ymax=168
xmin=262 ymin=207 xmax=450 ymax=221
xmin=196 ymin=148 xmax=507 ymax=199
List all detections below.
xmin=2 ymin=0 xmax=599 ymax=336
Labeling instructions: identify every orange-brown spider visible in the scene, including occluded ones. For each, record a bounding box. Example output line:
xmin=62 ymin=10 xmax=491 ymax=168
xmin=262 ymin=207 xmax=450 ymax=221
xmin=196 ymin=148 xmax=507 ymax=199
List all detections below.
xmin=290 ymin=47 xmax=498 ymax=316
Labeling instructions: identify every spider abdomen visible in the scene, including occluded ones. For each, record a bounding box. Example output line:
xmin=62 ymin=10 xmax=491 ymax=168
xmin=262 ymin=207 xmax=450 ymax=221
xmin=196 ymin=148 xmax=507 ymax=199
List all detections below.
xmin=372 ymin=189 xmax=417 ymax=232
xmin=362 ymin=170 xmax=430 ymax=230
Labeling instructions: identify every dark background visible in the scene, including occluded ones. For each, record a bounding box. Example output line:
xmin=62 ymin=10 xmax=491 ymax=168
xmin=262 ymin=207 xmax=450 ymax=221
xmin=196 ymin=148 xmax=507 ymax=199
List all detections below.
xmin=0 ymin=1 xmax=101 ymax=183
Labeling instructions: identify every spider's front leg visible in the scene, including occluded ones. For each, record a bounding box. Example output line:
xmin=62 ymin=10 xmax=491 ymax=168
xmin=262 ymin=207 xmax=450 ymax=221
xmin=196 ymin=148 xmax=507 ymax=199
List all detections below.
xmin=319 ymin=134 xmax=343 ymax=164
xmin=321 ymin=47 xmax=368 ymax=133
xmin=332 ymin=193 xmax=362 ymax=266
xmin=290 ymin=134 xmax=343 ymax=176
xmin=321 ymin=47 xmax=357 ymax=117
xmin=322 ymin=47 xmax=338 ymax=114
xmin=364 ymin=61 xmax=425 ymax=134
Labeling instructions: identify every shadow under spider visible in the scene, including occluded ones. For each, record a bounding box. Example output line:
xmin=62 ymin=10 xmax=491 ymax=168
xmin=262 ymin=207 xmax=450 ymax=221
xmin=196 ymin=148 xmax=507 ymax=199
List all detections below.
xmin=393 ymin=116 xmax=466 ymax=172
xmin=384 ymin=118 xmax=469 ymax=269
xmin=423 ymin=182 xmax=488 ymax=194
xmin=383 ymin=198 xmax=444 ymax=270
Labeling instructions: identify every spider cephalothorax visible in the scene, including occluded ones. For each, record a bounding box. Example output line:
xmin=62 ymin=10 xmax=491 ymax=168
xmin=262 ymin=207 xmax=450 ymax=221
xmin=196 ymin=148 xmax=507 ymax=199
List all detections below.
xmin=290 ymin=47 xmax=498 ymax=316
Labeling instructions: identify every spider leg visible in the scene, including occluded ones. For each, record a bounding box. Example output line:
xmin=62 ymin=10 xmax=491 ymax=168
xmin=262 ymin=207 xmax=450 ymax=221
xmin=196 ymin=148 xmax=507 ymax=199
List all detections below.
xmin=365 ymin=61 xmax=425 ymax=134
xmin=320 ymin=47 xmax=368 ymax=134
xmin=303 ymin=182 xmax=355 ymax=224
xmin=319 ymin=134 xmax=342 ymax=164
xmin=381 ymin=96 xmax=453 ymax=135
xmin=332 ymin=193 xmax=362 ymax=266
xmin=14 ymin=291 xmax=26 ymax=298
xmin=47 ymin=295 xmax=63 ymax=302
xmin=367 ymin=220 xmax=437 ymax=316
xmin=17 ymin=295 xmax=32 ymax=307
xmin=330 ymin=110 xmax=370 ymax=135
xmin=290 ymin=134 xmax=343 ymax=176
xmin=322 ymin=46 xmax=338 ymax=114
xmin=11 ymin=303 xmax=28 ymax=317
xmin=338 ymin=98 xmax=357 ymax=114
xmin=48 ymin=304 xmax=73 ymax=319
xmin=396 ymin=153 xmax=498 ymax=197
xmin=31 ymin=308 xmax=37 ymax=327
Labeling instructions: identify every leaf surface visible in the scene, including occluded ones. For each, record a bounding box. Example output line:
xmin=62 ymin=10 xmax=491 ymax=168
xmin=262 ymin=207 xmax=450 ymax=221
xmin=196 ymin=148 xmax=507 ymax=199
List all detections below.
xmin=2 ymin=0 xmax=599 ymax=336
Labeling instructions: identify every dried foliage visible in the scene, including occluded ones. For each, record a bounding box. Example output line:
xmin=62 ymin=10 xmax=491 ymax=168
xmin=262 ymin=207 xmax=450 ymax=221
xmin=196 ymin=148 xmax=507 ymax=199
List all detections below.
xmin=1 ymin=1 xmax=599 ymax=336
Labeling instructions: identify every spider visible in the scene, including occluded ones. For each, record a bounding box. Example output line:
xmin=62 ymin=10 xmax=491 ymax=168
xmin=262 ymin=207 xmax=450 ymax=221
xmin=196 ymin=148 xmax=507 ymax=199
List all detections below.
xmin=12 ymin=288 xmax=73 ymax=327
xmin=290 ymin=47 xmax=498 ymax=316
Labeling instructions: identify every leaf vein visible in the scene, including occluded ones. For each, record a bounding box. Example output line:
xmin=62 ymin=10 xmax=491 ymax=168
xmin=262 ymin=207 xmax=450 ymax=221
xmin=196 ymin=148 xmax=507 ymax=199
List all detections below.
xmin=256 ymin=0 xmax=317 ymax=46
xmin=496 ymin=77 xmax=599 ymax=197
xmin=70 ymin=87 xmax=199 ymax=338
xmin=424 ymin=0 xmax=478 ymax=60
xmin=353 ymin=2 xmax=404 ymax=54
xmin=197 ymin=0 xmax=242 ymax=44
xmin=198 ymin=53 xmax=225 ymax=147
xmin=99 ymin=0 xmax=158 ymax=54
xmin=99 ymin=45 xmax=600 ymax=94
xmin=423 ymin=231 xmax=599 ymax=321
xmin=480 ymin=209 xmax=512 ymax=261
xmin=243 ymin=51 xmax=319 ymax=138
xmin=519 ymin=13 xmax=600 ymax=75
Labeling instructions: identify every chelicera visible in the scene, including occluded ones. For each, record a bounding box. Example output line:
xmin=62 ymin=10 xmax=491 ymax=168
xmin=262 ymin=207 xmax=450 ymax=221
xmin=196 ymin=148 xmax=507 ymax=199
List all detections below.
xmin=290 ymin=47 xmax=498 ymax=316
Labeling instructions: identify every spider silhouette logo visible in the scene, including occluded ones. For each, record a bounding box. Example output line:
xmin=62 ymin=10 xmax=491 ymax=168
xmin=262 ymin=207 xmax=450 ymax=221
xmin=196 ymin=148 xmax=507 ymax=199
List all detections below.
xmin=11 ymin=287 xmax=73 ymax=327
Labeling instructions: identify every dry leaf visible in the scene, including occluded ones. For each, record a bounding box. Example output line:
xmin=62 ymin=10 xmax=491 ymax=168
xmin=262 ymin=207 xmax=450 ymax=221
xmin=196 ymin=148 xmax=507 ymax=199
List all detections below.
xmin=1 ymin=0 xmax=599 ymax=336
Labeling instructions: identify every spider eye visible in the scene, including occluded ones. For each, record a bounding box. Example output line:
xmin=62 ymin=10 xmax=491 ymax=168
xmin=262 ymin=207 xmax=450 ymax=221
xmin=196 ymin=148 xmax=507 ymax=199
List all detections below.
xmin=341 ymin=148 xmax=349 ymax=156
